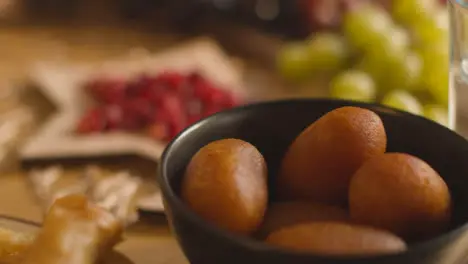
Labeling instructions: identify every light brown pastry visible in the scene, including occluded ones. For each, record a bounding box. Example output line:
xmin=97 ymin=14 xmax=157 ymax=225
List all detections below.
xmin=21 ymin=194 xmax=123 ymax=264
xmin=266 ymin=222 xmax=407 ymax=256
xmin=349 ymin=153 xmax=451 ymax=241
xmin=279 ymin=106 xmax=387 ymax=206
xmin=182 ymin=138 xmax=268 ymax=235
xmin=258 ymin=201 xmax=349 ymax=237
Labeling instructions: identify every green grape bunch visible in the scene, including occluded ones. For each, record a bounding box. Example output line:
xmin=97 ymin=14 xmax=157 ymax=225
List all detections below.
xmin=276 ymin=0 xmax=450 ymax=127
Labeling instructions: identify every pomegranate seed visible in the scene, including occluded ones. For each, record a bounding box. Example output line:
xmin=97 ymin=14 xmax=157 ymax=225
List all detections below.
xmin=120 ymin=118 xmax=142 ymax=131
xmin=159 ymin=92 xmax=187 ymax=128
xmin=150 ymin=93 xmax=187 ymax=139
xmin=189 ymin=78 xmax=227 ymax=106
xmin=125 ymin=81 xmax=144 ymax=98
xmin=170 ymin=120 xmax=185 ymax=138
xmin=223 ymin=92 xmax=241 ymax=108
xmin=127 ymin=74 xmax=158 ymax=97
xmin=126 ymin=99 xmax=155 ymax=122
xmin=187 ymin=72 xmax=204 ymax=84
xmin=103 ymin=104 xmax=124 ymax=130
xmin=146 ymin=84 xmax=170 ymax=103
xmin=187 ymin=114 xmax=202 ymax=125
xmin=175 ymin=79 xmax=194 ymax=99
xmin=202 ymin=104 xmax=222 ymax=118
xmin=185 ymin=99 xmax=203 ymax=116
xmin=76 ymin=107 xmax=107 ymax=134
xmin=119 ymin=99 xmax=155 ymax=131
xmin=80 ymin=70 xmax=243 ymax=139
xmin=157 ymin=71 xmax=184 ymax=89
xmin=86 ymin=78 xmax=128 ymax=104
xmin=205 ymin=87 xmax=226 ymax=105
xmin=192 ymin=81 xmax=214 ymax=102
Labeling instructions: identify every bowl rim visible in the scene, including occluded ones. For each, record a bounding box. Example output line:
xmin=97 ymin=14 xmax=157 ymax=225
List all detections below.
xmin=158 ymin=98 xmax=468 ymax=261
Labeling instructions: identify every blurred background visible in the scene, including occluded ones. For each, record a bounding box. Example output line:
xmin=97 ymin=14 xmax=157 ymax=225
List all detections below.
xmin=0 ymin=0 xmax=452 ymax=190
xmin=0 ymin=0 xmax=451 ymax=184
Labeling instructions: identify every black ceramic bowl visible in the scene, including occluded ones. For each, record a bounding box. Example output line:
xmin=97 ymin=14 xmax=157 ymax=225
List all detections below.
xmin=158 ymin=99 xmax=468 ymax=264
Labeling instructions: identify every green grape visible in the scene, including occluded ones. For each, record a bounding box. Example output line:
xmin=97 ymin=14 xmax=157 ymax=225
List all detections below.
xmin=356 ymin=25 xmax=418 ymax=92
xmin=388 ymin=26 xmax=411 ymax=52
xmin=412 ymin=14 xmax=448 ymax=49
xmin=404 ymin=52 xmax=424 ymax=90
xmin=306 ymin=33 xmax=349 ymax=73
xmin=366 ymin=25 xmax=410 ymax=56
xmin=385 ymin=51 xmax=423 ymax=92
xmin=417 ymin=45 xmax=448 ymax=75
xmin=356 ymin=52 xmax=384 ymax=82
xmin=343 ymin=5 xmax=393 ymax=52
xmin=329 ymin=70 xmax=376 ymax=102
xmin=356 ymin=28 xmax=407 ymax=84
xmin=361 ymin=49 xmax=422 ymax=93
xmin=411 ymin=7 xmax=448 ymax=50
xmin=417 ymin=46 xmax=449 ymax=105
xmin=423 ymin=104 xmax=448 ymax=126
xmin=392 ymin=0 xmax=437 ymax=28
xmin=381 ymin=90 xmax=423 ymax=115
xmin=427 ymin=72 xmax=449 ymax=105
xmin=277 ymin=43 xmax=313 ymax=81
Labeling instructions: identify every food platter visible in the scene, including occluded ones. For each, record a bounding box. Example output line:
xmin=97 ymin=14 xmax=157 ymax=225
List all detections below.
xmin=17 ymin=37 xmax=247 ymax=217
xmin=20 ymin=37 xmax=246 ymax=165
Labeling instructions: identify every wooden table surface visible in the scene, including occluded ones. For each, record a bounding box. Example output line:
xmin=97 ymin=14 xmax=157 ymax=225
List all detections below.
xmin=0 ymin=22 xmax=190 ymax=264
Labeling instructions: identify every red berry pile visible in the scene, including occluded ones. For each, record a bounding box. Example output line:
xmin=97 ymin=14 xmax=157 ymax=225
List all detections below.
xmin=76 ymin=71 xmax=242 ymax=141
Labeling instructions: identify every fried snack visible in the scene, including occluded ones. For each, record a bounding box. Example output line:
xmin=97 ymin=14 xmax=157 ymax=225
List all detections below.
xmin=21 ymin=194 xmax=123 ymax=264
xmin=279 ymin=106 xmax=387 ymax=206
xmin=266 ymin=222 xmax=407 ymax=256
xmin=0 ymin=228 xmax=34 ymax=263
xmin=349 ymin=153 xmax=451 ymax=240
xmin=182 ymin=138 xmax=268 ymax=235
xmin=258 ymin=201 xmax=349 ymax=237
